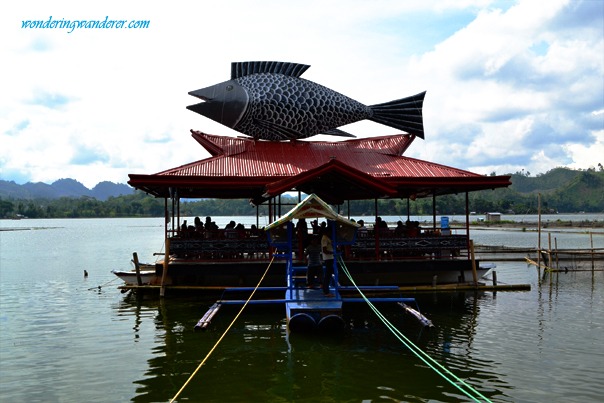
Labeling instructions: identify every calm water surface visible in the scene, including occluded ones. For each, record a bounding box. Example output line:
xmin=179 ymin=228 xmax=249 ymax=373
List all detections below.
xmin=1 ymin=217 xmax=603 ymax=402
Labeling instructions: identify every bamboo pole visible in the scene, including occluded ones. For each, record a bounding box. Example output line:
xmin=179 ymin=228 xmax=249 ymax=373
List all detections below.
xmin=133 ymin=252 xmax=142 ymax=286
xmin=160 ymin=238 xmax=171 ymax=297
xmin=548 ymin=232 xmax=552 ymax=270
xmin=469 ymin=239 xmax=478 ymax=285
xmin=554 ymin=237 xmax=559 ymax=271
xmin=591 ymin=232 xmax=595 ymax=272
xmin=465 ymin=192 xmax=470 ymax=246
xmin=537 ymin=193 xmax=541 ymax=270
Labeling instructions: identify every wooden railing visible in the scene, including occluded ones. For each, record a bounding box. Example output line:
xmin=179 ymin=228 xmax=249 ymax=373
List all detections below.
xmin=348 ymin=233 xmax=468 ymax=260
xmin=170 ymin=236 xmax=269 ymax=260
xmin=168 ymin=230 xmax=469 ymax=261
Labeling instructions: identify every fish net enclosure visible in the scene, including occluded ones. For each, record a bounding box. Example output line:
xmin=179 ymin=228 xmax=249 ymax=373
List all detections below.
xmin=539 ymin=249 xmax=604 ymax=272
xmin=474 ymin=245 xmax=536 ymax=262
xmin=474 ymin=245 xmax=604 ymax=271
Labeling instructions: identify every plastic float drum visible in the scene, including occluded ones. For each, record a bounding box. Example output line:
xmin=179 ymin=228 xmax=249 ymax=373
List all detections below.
xmin=317 ymin=314 xmax=346 ymax=333
xmin=288 ymin=313 xmax=317 ymax=333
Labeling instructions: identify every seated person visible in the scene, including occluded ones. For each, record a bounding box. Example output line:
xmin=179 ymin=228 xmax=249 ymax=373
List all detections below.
xmin=394 ymin=220 xmax=406 ymax=236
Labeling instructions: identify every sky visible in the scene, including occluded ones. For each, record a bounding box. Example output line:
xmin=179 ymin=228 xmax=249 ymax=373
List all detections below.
xmin=1 ymin=0 xmax=603 ymax=189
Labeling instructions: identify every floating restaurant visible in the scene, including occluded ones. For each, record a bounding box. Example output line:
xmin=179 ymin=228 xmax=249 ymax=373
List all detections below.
xmin=123 ymin=130 xmax=511 ymax=292
xmin=118 ymin=61 xmax=513 ymax=296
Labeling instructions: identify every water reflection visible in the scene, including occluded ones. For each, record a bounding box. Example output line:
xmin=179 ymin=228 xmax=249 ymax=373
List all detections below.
xmin=415 ymin=292 xmax=513 ymax=401
xmin=2 ymin=218 xmax=600 ymax=401
xmin=111 ymin=290 xmax=519 ymax=402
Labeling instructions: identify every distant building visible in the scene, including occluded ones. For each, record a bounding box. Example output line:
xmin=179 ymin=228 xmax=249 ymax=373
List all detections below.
xmin=486 ymin=212 xmax=501 ymax=222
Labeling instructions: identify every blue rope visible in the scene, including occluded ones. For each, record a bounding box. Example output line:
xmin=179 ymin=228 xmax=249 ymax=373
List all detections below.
xmin=338 ymin=256 xmax=492 ymax=403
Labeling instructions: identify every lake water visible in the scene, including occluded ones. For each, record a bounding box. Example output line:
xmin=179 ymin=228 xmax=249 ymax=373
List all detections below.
xmin=1 ymin=217 xmax=603 ymax=402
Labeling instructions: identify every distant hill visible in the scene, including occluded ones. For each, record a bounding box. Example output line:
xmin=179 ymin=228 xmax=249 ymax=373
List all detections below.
xmin=509 ymin=167 xmax=583 ymax=193
xmin=473 ymin=167 xmax=604 ymax=213
xmin=0 ymin=179 xmax=134 ymax=201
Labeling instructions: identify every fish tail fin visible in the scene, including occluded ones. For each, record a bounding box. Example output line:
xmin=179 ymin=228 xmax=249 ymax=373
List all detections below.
xmin=369 ymin=91 xmax=426 ymax=138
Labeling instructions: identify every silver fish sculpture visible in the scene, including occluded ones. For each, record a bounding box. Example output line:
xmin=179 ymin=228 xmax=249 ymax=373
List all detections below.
xmin=187 ymin=61 xmax=425 ymax=141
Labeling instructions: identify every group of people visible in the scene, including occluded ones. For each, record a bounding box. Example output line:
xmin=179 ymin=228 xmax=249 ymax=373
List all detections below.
xmin=178 ymin=216 xmax=261 ymax=239
xmin=393 ymin=219 xmax=422 ymax=237
xmin=295 ymin=218 xmax=332 ymax=238
xmin=358 ymin=217 xmax=422 ymax=237
xmin=304 ymin=225 xmax=336 ymax=297
xmin=301 ymin=218 xmax=424 ymax=296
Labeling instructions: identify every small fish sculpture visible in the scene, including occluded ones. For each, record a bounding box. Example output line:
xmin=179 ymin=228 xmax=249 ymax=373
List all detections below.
xmin=187 ymin=61 xmax=425 ymax=141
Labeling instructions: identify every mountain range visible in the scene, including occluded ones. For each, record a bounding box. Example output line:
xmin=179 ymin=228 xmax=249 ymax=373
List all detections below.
xmin=0 ymin=178 xmax=134 ymax=201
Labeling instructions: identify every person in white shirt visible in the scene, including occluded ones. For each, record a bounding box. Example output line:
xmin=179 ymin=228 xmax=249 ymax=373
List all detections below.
xmin=321 ymin=226 xmax=335 ymax=297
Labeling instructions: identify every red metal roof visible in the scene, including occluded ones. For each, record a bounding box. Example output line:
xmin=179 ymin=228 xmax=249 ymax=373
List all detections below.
xmin=128 ymin=130 xmax=511 ymax=204
xmin=162 ymin=131 xmax=477 ymax=178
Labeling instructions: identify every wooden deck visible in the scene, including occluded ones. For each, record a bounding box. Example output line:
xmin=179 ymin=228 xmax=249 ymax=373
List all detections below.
xmin=119 ymin=282 xmax=531 ymax=293
xmin=286 ymin=288 xmax=342 ymax=314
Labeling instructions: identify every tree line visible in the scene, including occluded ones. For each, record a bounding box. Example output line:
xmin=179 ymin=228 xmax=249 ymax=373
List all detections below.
xmin=1 ymin=184 xmax=601 ymax=220
xmin=2 ymin=167 xmax=603 ymax=218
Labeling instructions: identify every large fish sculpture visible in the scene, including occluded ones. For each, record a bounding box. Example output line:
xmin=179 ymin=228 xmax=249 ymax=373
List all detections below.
xmin=187 ymin=61 xmax=425 ymax=141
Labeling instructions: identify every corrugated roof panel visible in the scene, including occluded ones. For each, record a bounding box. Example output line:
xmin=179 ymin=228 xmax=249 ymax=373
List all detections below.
xmin=163 ymin=132 xmax=483 ymax=180
xmin=130 ymin=131 xmax=511 ymax=200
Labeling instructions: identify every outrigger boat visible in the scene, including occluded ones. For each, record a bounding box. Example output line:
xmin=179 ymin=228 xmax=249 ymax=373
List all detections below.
xmin=194 ymin=194 xmax=432 ymax=333
xmin=111 ymin=269 xmax=157 ymax=286
xmin=111 ymin=256 xmax=158 ymax=286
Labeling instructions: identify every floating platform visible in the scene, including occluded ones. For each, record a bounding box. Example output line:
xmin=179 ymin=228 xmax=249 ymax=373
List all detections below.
xmin=119 ymin=282 xmax=530 ymax=294
xmin=396 ymin=282 xmax=530 ymax=292
xmin=285 ymin=287 xmax=345 ymax=332
xmin=148 ymin=258 xmax=492 ymax=287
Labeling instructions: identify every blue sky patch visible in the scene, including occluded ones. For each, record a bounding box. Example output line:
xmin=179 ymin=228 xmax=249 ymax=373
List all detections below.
xmin=5 ymin=119 xmax=30 ymax=136
xmin=70 ymin=146 xmax=109 ymax=165
xmin=371 ymin=9 xmax=478 ymax=56
xmin=29 ymin=92 xmax=72 ymax=109
xmin=28 ymin=37 xmax=52 ymax=52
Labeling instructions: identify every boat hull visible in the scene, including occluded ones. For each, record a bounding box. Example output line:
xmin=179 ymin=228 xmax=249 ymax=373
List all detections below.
xmin=111 ymin=270 xmax=158 ymax=285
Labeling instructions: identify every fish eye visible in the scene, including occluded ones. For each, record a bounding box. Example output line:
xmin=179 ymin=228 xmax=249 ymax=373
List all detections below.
xmin=226 ymin=85 xmax=233 ymax=91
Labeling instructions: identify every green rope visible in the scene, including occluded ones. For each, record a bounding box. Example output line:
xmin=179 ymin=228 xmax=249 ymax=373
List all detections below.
xmin=338 ymin=256 xmax=492 ymax=403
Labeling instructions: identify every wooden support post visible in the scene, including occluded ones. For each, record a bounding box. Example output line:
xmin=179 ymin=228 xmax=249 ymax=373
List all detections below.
xmin=554 ymin=238 xmax=559 ymax=271
xmin=133 ymin=252 xmax=142 ymax=286
xmin=374 ymin=198 xmax=380 ymax=260
xmin=492 ymin=270 xmax=497 ymax=286
xmin=537 ymin=192 xmax=541 ymax=270
xmin=160 ymin=238 xmax=171 ymax=297
xmin=469 ymin=239 xmax=478 ymax=285
xmin=548 ymin=233 xmax=552 ymax=270
xmin=540 ymin=249 xmax=550 ymax=280
xmin=465 ymin=192 xmax=470 ymax=242
xmin=432 ymin=193 xmax=436 ymax=231
xmin=590 ymin=232 xmax=595 ymax=272
xmin=164 ymin=198 xmax=168 ymax=242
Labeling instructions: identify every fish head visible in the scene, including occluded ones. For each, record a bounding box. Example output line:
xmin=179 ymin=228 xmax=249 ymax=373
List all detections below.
xmin=187 ymin=79 xmax=249 ymax=128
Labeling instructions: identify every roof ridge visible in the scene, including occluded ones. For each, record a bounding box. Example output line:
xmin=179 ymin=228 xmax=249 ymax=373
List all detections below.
xmin=191 ymin=130 xmax=251 ymax=157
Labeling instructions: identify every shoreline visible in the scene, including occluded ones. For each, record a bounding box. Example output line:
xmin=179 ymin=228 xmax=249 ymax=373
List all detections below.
xmin=466 ymin=220 xmax=604 ymax=229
